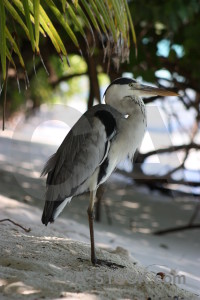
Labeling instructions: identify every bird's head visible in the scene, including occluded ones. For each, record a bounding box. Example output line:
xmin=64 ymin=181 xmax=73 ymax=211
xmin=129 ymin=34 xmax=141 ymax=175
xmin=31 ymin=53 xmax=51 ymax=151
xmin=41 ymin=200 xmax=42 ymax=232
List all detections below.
xmin=104 ymin=77 xmax=178 ymax=114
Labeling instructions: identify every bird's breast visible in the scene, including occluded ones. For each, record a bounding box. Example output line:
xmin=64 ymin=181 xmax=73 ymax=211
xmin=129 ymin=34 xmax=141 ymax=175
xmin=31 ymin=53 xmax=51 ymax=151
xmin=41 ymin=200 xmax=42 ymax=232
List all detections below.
xmin=112 ymin=109 xmax=146 ymax=162
xmin=89 ymin=106 xmax=147 ymax=190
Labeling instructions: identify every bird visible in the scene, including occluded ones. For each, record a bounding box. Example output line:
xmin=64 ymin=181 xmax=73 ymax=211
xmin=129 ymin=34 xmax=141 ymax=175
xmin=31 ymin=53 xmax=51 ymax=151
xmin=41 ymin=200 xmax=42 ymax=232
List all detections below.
xmin=41 ymin=77 xmax=178 ymax=267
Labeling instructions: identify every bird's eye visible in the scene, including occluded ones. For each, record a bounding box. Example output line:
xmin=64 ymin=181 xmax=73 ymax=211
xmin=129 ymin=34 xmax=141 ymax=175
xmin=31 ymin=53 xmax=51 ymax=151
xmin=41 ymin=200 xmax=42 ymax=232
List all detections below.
xmin=129 ymin=83 xmax=134 ymax=87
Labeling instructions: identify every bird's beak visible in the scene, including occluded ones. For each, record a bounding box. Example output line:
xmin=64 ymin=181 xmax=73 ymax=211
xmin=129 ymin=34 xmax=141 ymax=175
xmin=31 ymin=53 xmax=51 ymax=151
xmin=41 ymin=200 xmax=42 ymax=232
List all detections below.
xmin=135 ymin=84 xmax=179 ymax=97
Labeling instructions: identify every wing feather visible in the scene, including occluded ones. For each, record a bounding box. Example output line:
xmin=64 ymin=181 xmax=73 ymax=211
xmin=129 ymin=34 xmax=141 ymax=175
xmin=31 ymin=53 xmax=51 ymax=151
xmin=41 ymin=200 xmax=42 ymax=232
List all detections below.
xmin=42 ymin=106 xmax=116 ymax=203
xmin=41 ymin=104 xmax=122 ymax=224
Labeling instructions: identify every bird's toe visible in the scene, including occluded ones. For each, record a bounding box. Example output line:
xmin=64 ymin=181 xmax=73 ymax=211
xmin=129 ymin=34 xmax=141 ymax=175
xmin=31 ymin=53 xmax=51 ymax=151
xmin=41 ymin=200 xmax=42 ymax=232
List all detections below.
xmin=93 ymin=258 xmax=125 ymax=269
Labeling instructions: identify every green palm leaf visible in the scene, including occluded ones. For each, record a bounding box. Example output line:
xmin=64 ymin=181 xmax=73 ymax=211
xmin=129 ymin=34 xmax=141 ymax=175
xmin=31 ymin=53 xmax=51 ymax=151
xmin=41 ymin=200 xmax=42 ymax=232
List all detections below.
xmin=22 ymin=0 xmax=36 ymax=52
xmin=33 ymin=0 xmax=40 ymax=52
xmin=0 ymin=1 xmax=6 ymax=80
xmin=5 ymin=27 xmax=25 ymax=68
xmin=45 ymin=0 xmax=80 ymax=50
xmin=3 ymin=0 xmax=30 ymax=39
xmin=0 ymin=0 xmax=137 ymax=82
xmin=6 ymin=46 xmax=16 ymax=69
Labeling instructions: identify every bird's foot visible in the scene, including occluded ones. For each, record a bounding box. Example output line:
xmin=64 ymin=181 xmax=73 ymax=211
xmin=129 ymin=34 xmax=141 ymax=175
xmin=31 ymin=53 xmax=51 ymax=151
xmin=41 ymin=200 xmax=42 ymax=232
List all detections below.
xmin=77 ymin=257 xmax=125 ymax=269
xmin=92 ymin=258 xmax=125 ymax=269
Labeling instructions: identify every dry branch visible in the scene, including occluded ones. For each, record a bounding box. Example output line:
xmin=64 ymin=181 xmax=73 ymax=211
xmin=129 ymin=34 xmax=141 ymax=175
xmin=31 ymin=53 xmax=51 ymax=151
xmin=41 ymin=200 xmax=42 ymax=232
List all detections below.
xmin=138 ymin=142 xmax=200 ymax=163
xmin=154 ymin=224 xmax=200 ymax=235
xmin=0 ymin=218 xmax=31 ymax=232
xmin=50 ymin=72 xmax=87 ymax=88
xmin=116 ymin=168 xmax=200 ymax=187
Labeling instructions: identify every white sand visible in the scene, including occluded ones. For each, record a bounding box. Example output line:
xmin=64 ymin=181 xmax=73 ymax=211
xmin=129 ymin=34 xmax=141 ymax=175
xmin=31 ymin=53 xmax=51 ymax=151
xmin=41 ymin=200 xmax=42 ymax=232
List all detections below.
xmin=0 ymin=195 xmax=198 ymax=300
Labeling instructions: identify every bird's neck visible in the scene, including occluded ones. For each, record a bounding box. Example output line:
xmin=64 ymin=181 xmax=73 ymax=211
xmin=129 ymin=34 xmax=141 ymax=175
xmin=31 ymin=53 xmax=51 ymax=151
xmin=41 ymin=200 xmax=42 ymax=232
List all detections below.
xmin=119 ymin=97 xmax=147 ymax=161
xmin=118 ymin=96 xmax=146 ymax=117
xmin=105 ymin=93 xmax=146 ymax=117
xmin=128 ymin=96 xmax=146 ymax=118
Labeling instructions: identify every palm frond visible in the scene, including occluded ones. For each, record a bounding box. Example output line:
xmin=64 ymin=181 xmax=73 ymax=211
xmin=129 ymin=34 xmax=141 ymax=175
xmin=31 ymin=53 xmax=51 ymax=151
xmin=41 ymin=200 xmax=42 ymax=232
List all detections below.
xmin=0 ymin=0 xmax=136 ymax=81
xmin=0 ymin=1 xmax=6 ymax=80
xmin=22 ymin=0 xmax=36 ymax=52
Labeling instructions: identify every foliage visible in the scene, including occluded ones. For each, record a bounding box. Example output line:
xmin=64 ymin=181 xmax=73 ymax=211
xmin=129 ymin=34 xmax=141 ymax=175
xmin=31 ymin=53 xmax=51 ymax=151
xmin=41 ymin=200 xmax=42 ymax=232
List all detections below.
xmin=0 ymin=0 xmax=136 ymax=81
xmin=127 ymin=0 xmax=200 ymax=86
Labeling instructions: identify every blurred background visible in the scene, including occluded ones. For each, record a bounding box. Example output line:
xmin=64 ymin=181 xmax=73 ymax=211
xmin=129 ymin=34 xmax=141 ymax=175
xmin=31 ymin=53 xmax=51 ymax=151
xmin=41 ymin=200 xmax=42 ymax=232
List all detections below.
xmin=1 ymin=0 xmax=200 ymax=194
xmin=0 ymin=0 xmax=200 ymax=295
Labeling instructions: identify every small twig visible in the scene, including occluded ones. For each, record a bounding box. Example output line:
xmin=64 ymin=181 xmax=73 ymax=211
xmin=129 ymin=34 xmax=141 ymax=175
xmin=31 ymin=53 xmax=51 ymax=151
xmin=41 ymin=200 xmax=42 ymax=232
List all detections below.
xmin=164 ymin=148 xmax=189 ymax=177
xmin=154 ymin=224 xmax=200 ymax=235
xmin=49 ymin=71 xmax=87 ymax=87
xmin=0 ymin=218 xmax=31 ymax=232
xmin=138 ymin=142 xmax=199 ymax=163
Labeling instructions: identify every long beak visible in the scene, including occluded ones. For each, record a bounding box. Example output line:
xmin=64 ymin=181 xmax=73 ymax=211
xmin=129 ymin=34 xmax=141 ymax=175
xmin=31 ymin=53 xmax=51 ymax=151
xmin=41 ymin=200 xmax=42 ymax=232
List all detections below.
xmin=136 ymin=84 xmax=179 ymax=97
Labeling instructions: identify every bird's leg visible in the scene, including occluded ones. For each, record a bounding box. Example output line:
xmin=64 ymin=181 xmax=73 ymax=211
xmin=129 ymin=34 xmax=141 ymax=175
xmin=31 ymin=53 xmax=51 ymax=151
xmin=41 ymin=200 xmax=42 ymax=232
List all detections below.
xmin=87 ymin=190 xmax=97 ymax=265
xmin=87 ymin=190 xmax=125 ymax=269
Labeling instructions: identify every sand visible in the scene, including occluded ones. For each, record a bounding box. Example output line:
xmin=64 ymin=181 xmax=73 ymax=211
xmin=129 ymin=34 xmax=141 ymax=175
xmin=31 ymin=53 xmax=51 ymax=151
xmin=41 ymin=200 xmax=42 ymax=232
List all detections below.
xmin=0 ymin=195 xmax=198 ymax=300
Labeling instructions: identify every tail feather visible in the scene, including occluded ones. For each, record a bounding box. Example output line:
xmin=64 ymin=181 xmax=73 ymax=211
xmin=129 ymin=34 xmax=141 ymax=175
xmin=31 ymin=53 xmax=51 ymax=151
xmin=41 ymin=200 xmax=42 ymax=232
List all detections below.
xmin=41 ymin=197 xmax=72 ymax=225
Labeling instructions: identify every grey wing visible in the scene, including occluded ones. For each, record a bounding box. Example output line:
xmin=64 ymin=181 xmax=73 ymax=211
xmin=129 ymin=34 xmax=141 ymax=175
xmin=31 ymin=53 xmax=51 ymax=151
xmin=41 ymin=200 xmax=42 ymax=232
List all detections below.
xmin=42 ymin=112 xmax=109 ymax=203
xmin=41 ymin=105 xmax=120 ymax=225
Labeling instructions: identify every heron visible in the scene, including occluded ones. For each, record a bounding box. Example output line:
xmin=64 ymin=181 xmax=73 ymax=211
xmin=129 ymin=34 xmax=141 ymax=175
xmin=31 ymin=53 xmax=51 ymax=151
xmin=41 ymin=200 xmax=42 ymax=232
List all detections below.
xmin=41 ymin=77 xmax=178 ymax=266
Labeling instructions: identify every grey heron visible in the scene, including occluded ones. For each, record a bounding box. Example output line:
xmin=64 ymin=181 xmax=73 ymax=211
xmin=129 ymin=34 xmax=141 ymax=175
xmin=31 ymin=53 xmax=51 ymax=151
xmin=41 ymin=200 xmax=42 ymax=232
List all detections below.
xmin=41 ymin=77 xmax=178 ymax=266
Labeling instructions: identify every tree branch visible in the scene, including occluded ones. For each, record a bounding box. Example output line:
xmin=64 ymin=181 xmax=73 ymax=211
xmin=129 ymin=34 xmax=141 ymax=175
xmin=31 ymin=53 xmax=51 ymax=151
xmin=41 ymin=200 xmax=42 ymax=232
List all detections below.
xmin=164 ymin=147 xmax=189 ymax=177
xmin=116 ymin=168 xmax=200 ymax=187
xmin=50 ymin=72 xmax=88 ymax=88
xmin=138 ymin=142 xmax=200 ymax=163
xmin=85 ymin=55 xmax=101 ymax=108
xmin=154 ymin=224 xmax=200 ymax=235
